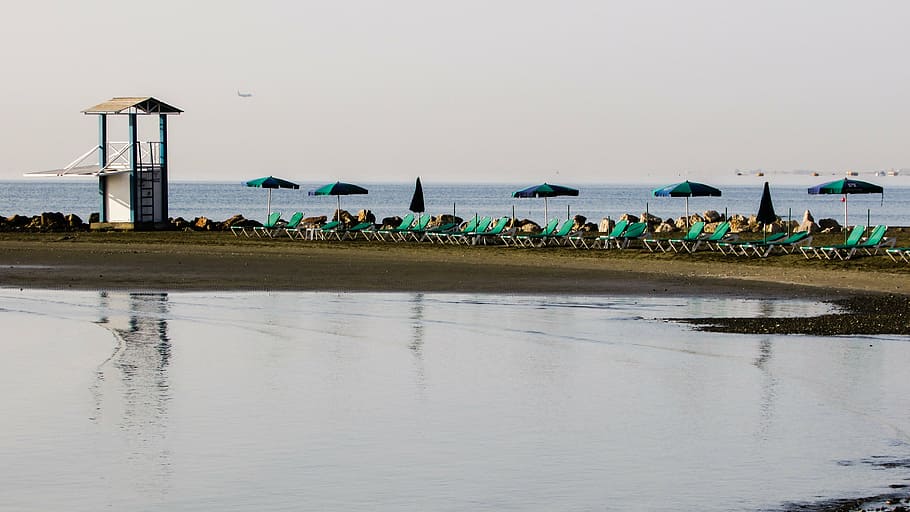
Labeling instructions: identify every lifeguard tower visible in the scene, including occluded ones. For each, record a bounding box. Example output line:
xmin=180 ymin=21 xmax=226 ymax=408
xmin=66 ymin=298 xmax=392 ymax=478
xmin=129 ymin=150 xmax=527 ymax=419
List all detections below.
xmin=30 ymin=97 xmax=183 ymax=229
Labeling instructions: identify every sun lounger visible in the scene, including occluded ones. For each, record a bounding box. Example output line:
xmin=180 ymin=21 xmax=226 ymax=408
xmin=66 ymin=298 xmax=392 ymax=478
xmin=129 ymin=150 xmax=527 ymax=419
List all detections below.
xmin=735 ymin=230 xmax=812 ymax=257
xmin=369 ymin=213 xmax=415 ymax=241
xmin=610 ymin=221 xmax=649 ymax=249
xmin=469 ymin=217 xmax=511 ymax=245
xmin=426 ymin=216 xmax=480 ymax=244
xmin=390 ymin=214 xmax=432 ymax=242
xmin=314 ymin=220 xmax=344 ymax=240
xmin=643 ymin=221 xmax=705 ymax=253
xmin=715 ymin=232 xmax=787 ymax=255
xmin=508 ymin=218 xmax=560 ymax=247
xmin=570 ymin=219 xmax=628 ymax=249
xmin=447 ymin=216 xmax=492 ymax=245
xmin=691 ymin=222 xmax=735 ymax=252
xmin=328 ymin=220 xmax=375 ymax=241
xmin=851 ymin=225 xmax=895 ymax=258
xmin=535 ymin=219 xmax=578 ymax=247
xmin=885 ymin=247 xmax=910 ymax=263
xmin=417 ymin=222 xmax=459 ymax=242
xmin=232 ymin=211 xmax=281 ymax=238
xmin=799 ymin=225 xmax=866 ymax=259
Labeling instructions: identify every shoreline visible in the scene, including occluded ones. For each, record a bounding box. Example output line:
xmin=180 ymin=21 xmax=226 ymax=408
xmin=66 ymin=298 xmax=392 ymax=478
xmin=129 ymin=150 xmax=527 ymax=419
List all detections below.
xmin=2 ymin=232 xmax=910 ymax=335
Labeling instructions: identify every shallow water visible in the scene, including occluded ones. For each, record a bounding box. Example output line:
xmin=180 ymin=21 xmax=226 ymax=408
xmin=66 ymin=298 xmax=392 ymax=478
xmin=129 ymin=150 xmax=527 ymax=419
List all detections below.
xmin=1 ymin=290 xmax=908 ymax=511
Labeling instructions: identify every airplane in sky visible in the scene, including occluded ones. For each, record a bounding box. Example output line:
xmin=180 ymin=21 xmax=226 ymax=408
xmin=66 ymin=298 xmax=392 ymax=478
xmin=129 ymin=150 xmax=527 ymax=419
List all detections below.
xmin=237 ymin=90 xmax=253 ymax=98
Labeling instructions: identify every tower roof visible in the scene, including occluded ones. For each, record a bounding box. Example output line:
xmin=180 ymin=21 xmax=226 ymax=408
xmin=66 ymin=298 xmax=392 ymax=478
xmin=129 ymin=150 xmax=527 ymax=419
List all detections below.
xmin=82 ymin=97 xmax=183 ymax=115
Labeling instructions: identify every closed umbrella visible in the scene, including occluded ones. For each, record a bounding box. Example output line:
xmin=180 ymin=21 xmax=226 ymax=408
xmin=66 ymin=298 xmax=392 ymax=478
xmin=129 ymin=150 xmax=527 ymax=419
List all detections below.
xmin=409 ymin=177 xmax=425 ymax=214
xmin=512 ymin=183 xmax=579 ymax=222
xmin=808 ymin=178 xmax=883 ymax=231
xmin=308 ymin=181 xmax=369 ymax=220
xmin=652 ymin=180 xmax=722 ymax=229
xmin=243 ymin=175 xmax=299 ymax=218
xmin=756 ymin=181 xmax=777 ymax=242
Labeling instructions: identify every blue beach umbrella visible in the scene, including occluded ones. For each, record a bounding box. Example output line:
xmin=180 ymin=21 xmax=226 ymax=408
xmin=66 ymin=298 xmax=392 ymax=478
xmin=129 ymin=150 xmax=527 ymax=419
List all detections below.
xmin=243 ymin=175 xmax=300 ymax=218
xmin=308 ymin=181 xmax=369 ymax=218
xmin=512 ymin=183 xmax=579 ymax=222
xmin=652 ymin=180 xmax=722 ymax=228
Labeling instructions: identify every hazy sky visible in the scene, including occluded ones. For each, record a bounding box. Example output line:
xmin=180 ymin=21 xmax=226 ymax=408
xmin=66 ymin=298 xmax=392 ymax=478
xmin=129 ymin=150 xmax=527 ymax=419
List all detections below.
xmin=2 ymin=0 xmax=908 ymax=184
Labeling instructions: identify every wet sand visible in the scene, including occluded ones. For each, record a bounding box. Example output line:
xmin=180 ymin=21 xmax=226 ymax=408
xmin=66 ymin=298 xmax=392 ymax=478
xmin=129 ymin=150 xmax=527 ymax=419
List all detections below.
xmin=1 ymin=231 xmax=910 ymax=335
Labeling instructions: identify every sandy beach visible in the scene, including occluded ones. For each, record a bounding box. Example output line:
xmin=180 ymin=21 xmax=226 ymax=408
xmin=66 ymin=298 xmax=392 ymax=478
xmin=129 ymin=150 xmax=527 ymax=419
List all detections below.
xmin=2 ymin=231 xmax=910 ymax=336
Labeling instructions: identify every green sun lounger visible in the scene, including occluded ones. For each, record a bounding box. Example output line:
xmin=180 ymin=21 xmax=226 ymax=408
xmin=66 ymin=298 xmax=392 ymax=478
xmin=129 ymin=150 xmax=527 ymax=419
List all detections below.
xmin=800 ymin=225 xmax=866 ymax=259
xmin=643 ymin=221 xmax=704 ymax=253
xmin=570 ymin=219 xmax=628 ymax=249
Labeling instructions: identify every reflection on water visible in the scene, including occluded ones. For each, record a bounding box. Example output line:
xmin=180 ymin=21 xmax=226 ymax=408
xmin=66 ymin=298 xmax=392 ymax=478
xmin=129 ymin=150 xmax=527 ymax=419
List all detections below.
xmin=93 ymin=292 xmax=173 ymax=502
xmin=0 ymin=290 xmax=908 ymax=512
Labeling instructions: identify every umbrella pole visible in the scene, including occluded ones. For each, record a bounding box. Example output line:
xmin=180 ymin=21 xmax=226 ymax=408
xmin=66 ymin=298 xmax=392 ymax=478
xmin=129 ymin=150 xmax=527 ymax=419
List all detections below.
xmin=544 ymin=197 xmax=549 ymax=223
xmin=844 ymin=195 xmax=848 ymax=243
xmin=685 ymin=197 xmax=690 ymax=230
xmin=267 ymin=188 xmax=272 ymax=218
xmin=337 ymin=195 xmax=342 ymax=222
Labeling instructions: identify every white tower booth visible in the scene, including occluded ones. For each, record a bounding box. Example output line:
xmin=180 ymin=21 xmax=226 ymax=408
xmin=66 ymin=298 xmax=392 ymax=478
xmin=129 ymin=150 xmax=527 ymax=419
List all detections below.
xmin=81 ymin=97 xmax=183 ymax=228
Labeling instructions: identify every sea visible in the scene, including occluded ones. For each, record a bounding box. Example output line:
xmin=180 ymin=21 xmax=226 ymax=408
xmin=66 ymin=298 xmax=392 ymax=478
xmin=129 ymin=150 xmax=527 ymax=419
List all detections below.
xmin=2 ymin=178 xmax=910 ymax=511
xmin=1 ymin=178 xmax=909 ymax=227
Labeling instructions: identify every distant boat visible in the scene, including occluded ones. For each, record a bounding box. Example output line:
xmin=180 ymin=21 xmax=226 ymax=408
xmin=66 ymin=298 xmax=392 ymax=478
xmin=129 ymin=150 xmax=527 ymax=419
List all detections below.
xmin=889 ymin=170 xmax=900 ymax=176
xmin=846 ymin=170 xmax=858 ymax=176
xmin=237 ymin=90 xmax=252 ymax=98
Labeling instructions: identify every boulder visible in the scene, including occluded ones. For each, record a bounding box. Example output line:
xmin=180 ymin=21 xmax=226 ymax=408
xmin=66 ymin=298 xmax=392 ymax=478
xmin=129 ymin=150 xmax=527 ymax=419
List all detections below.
xmin=380 ymin=216 xmax=402 ymax=230
xmin=40 ymin=212 xmax=67 ymax=231
xmin=6 ymin=214 xmax=30 ymax=229
xmin=302 ymin=215 xmax=327 ymax=227
xmin=703 ymin=210 xmax=723 ymax=223
xmin=65 ymin=214 xmax=83 ymax=230
xmin=334 ymin=209 xmax=355 ymax=226
xmin=654 ymin=222 xmax=675 ymax=233
xmin=572 ymin=214 xmax=587 ymax=230
xmin=221 ymin=214 xmax=248 ymax=229
xmin=799 ymin=210 xmax=820 ymax=233
xmin=433 ymin=214 xmax=461 ymax=228
xmin=818 ymin=218 xmax=841 ymax=231
xmin=357 ymin=209 xmax=375 ymax=224
xmin=171 ymin=217 xmax=193 ymax=230
xmin=513 ymin=219 xmax=540 ymax=233
xmin=193 ymin=217 xmax=214 ymax=231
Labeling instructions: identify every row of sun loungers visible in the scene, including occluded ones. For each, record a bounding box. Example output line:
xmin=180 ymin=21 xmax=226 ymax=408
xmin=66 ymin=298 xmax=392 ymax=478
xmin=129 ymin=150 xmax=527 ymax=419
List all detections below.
xmin=231 ymin=211 xmax=903 ymax=262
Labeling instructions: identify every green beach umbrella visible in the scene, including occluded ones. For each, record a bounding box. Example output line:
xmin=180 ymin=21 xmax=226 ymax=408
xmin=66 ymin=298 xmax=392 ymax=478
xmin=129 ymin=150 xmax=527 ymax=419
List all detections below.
xmin=808 ymin=178 xmax=883 ymax=235
xmin=243 ymin=175 xmax=300 ymax=218
xmin=512 ymin=183 xmax=579 ymax=222
xmin=308 ymin=181 xmax=369 ymax=219
xmin=652 ymin=180 xmax=722 ymax=229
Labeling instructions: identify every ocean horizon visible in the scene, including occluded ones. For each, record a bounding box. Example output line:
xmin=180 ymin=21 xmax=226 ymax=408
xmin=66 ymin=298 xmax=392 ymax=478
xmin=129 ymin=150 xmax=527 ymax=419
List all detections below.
xmin=2 ymin=178 xmax=908 ymax=228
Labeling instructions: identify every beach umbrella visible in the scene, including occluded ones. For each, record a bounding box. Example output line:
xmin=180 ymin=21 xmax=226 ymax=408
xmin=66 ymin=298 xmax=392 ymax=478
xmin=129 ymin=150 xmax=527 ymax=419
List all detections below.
xmin=652 ymin=180 xmax=722 ymax=229
xmin=512 ymin=183 xmax=579 ymax=222
xmin=808 ymin=178 xmax=883 ymax=228
xmin=409 ymin=177 xmax=425 ymax=214
xmin=308 ymin=181 xmax=369 ymax=219
xmin=756 ymin=181 xmax=777 ymax=242
xmin=243 ymin=175 xmax=300 ymax=218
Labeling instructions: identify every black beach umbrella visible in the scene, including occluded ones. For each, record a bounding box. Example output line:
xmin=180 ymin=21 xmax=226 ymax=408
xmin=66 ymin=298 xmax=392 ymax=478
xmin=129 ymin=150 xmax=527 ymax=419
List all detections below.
xmin=308 ymin=181 xmax=369 ymax=219
xmin=409 ymin=177 xmax=425 ymax=214
xmin=652 ymin=180 xmax=722 ymax=229
xmin=243 ymin=175 xmax=300 ymax=218
xmin=512 ymin=183 xmax=579 ymax=222
xmin=756 ymin=181 xmax=777 ymax=242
